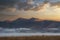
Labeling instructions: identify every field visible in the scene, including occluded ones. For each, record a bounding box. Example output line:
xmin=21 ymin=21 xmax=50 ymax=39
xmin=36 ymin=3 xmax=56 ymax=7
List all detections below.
xmin=0 ymin=36 xmax=60 ymax=40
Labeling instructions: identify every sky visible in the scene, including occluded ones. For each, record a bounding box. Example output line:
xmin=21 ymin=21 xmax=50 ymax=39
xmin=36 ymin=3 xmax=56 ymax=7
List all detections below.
xmin=0 ymin=0 xmax=60 ymax=21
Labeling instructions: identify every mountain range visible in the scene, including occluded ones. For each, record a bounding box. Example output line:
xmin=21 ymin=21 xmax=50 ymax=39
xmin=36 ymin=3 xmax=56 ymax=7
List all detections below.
xmin=0 ymin=18 xmax=60 ymax=29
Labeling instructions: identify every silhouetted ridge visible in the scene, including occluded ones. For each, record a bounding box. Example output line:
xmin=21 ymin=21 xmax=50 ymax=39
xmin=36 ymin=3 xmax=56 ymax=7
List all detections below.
xmin=0 ymin=18 xmax=60 ymax=28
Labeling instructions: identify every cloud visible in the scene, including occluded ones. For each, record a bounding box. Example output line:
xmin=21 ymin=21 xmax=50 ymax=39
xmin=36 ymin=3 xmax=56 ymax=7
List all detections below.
xmin=0 ymin=0 xmax=60 ymax=11
xmin=0 ymin=0 xmax=60 ymax=21
xmin=2 ymin=0 xmax=60 ymax=11
xmin=0 ymin=0 xmax=45 ymax=11
xmin=50 ymin=1 xmax=60 ymax=7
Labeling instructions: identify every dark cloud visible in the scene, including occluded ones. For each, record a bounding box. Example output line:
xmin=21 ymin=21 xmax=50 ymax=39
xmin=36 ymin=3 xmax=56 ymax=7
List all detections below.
xmin=0 ymin=0 xmax=18 ymax=11
xmin=13 ymin=0 xmax=60 ymax=11
xmin=0 ymin=0 xmax=18 ymax=5
xmin=44 ymin=0 xmax=60 ymax=7
xmin=0 ymin=0 xmax=60 ymax=11
xmin=50 ymin=1 xmax=60 ymax=7
xmin=0 ymin=0 xmax=45 ymax=11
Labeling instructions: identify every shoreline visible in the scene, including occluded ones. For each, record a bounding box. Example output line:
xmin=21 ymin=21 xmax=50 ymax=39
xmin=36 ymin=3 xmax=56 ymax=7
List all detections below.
xmin=0 ymin=33 xmax=60 ymax=37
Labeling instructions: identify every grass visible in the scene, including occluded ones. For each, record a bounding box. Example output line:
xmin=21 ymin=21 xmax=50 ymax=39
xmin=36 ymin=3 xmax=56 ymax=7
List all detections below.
xmin=0 ymin=36 xmax=60 ymax=40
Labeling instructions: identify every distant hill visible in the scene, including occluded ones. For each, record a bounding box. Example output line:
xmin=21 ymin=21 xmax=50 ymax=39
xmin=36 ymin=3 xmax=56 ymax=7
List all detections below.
xmin=0 ymin=18 xmax=60 ymax=29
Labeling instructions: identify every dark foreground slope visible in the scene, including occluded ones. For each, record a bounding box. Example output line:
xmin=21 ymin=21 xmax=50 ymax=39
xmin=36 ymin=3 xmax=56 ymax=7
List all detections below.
xmin=0 ymin=36 xmax=60 ymax=40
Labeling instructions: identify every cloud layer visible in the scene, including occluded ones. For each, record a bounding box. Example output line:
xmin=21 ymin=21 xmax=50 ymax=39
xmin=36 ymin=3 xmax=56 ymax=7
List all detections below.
xmin=0 ymin=0 xmax=60 ymax=11
xmin=0 ymin=0 xmax=60 ymax=21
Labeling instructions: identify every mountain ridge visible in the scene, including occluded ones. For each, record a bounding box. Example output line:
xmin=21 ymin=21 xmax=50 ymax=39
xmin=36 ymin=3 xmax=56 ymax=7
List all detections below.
xmin=0 ymin=18 xmax=60 ymax=28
